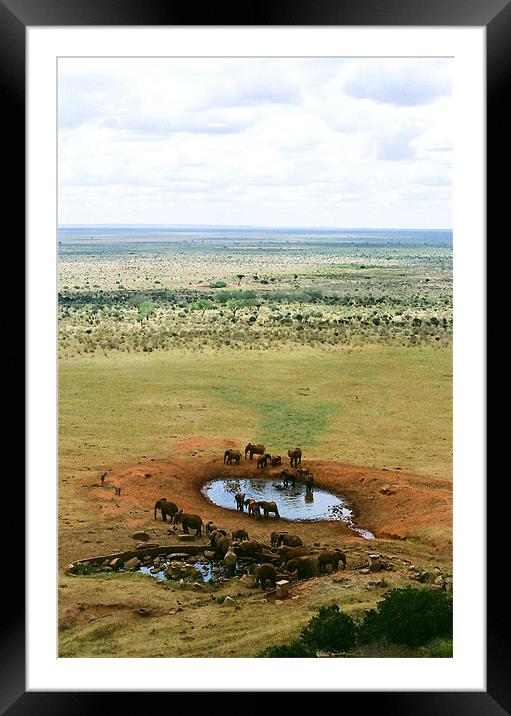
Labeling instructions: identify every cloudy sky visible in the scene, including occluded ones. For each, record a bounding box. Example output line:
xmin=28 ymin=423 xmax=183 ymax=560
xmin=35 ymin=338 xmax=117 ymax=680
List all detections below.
xmin=58 ymin=58 xmax=452 ymax=228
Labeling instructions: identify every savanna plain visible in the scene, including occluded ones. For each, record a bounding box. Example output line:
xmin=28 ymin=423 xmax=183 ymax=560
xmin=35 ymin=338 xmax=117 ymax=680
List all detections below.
xmin=58 ymin=230 xmax=452 ymax=658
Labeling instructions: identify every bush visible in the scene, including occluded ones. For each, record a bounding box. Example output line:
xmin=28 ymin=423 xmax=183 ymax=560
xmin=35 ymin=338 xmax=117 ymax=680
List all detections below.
xmin=259 ymin=639 xmax=317 ymax=658
xmin=300 ymin=604 xmax=357 ymax=653
xmin=359 ymin=587 xmax=452 ymax=649
xmin=209 ymin=281 xmax=227 ymax=288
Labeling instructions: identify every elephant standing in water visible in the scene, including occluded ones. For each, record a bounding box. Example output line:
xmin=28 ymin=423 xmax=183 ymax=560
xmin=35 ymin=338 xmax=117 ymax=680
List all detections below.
xmin=234 ymin=492 xmax=246 ymax=511
xmin=224 ymin=449 xmax=241 ymax=465
xmin=287 ymin=447 xmax=302 ymax=468
xmin=154 ymin=498 xmax=179 ymax=522
xmin=245 ymin=443 xmax=265 ymax=460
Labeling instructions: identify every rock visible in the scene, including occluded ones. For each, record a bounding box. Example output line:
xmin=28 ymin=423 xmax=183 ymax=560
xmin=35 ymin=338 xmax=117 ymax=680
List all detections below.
xmin=433 ymin=567 xmax=443 ymax=575
xmin=223 ymin=596 xmax=236 ymax=606
xmin=275 ymin=580 xmax=290 ymax=599
xmin=124 ymin=557 xmax=141 ymax=570
xmin=240 ymin=575 xmax=256 ymax=587
xmin=359 ymin=568 xmax=370 ymax=574
xmin=103 ymin=567 xmax=113 ymax=572
xmin=167 ymin=553 xmax=190 ymax=560
xmin=178 ymin=534 xmax=196 ymax=542
xmin=66 ymin=564 xmax=75 ymax=574
xmin=150 ymin=567 xmax=162 ymax=574
xmin=136 ymin=542 xmax=159 ymax=550
xmin=136 ymin=608 xmax=151 ymax=617
xmin=102 ymin=559 xmax=111 ymax=567
xmin=109 ymin=558 xmax=123 ymax=569
xmin=444 ymin=578 xmax=453 ymax=595
xmin=131 ymin=531 xmax=150 ymax=541
xmin=204 ymin=550 xmax=216 ymax=558
xmin=368 ymin=554 xmax=382 ymax=572
xmin=193 ymin=582 xmax=208 ymax=591
xmin=434 ymin=575 xmax=444 ymax=587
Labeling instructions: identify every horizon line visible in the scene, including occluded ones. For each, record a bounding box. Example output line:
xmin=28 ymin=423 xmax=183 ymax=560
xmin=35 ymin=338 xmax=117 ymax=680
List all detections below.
xmin=58 ymin=223 xmax=452 ymax=231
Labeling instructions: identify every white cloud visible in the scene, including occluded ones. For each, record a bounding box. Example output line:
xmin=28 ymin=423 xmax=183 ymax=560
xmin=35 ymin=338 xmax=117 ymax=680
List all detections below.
xmin=58 ymin=58 xmax=452 ymax=228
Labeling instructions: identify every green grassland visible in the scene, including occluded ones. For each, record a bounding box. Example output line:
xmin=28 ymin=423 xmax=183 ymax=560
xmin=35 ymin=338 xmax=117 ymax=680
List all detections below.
xmin=59 ymin=345 xmax=451 ymax=480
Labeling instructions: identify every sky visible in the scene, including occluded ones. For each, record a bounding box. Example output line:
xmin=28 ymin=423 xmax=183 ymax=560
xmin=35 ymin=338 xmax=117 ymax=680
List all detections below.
xmin=58 ymin=58 xmax=452 ymax=229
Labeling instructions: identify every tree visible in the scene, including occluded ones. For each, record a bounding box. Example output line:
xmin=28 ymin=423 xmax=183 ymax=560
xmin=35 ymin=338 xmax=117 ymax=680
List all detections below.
xmin=300 ymin=604 xmax=357 ymax=653
xmin=227 ymin=298 xmax=245 ymax=320
xmin=137 ymin=300 xmax=155 ymax=321
xmin=358 ymin=587 xmax=453 ymax=648
xmin=191 ymin=299 xmax=214 ymax=316
xmin=236 ymin=274 xmax=245 ymax=286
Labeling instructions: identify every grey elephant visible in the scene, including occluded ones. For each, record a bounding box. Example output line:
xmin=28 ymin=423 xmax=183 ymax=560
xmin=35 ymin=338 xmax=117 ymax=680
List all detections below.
xmin=245 ymin=443 xmax=265 ymax=460
xmin=224 ymin=448 xmax=241 ymax=465
xmin=258 ymin=500 xmax=280 ymax=518
xmin=287 ymin=447 xmax=302 ymax=468
xmin=249 ymin=563 xmax=277 ymax=590
xmin=154 ymin=498 xmax=179 ymax=522
xmin=172 ymin=510 xmax=203 ymax=536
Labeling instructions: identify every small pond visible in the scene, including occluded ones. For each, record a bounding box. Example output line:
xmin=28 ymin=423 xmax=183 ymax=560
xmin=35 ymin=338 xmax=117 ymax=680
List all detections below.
xmin=202 ymin=478 xmax=374 ymax=539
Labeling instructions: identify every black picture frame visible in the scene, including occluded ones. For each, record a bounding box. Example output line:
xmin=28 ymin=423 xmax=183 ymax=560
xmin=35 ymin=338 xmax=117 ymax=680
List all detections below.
xmin=7 ymin=0 xmax=497 ymax=710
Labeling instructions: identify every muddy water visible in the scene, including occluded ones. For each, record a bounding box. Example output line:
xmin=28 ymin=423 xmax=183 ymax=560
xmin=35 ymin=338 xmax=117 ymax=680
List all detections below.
xmin=202 ymin=478 xmax=374 ymax=539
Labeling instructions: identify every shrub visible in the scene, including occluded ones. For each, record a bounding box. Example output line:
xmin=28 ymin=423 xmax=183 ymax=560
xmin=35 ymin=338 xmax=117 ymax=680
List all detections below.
xmin=259 ymin=640 xmax=317 ymax=658
xmin=209 ymin=280 xmax=227 ymax=288
xmin=300 ymin=604 xmax=357 ymax=653
xmin=358 ymin=587 xmax=453 ymax=649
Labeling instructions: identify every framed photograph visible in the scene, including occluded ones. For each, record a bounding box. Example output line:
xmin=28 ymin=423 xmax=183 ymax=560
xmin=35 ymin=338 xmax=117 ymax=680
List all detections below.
xmin=6 ymin=0 xmax=498 ymax=708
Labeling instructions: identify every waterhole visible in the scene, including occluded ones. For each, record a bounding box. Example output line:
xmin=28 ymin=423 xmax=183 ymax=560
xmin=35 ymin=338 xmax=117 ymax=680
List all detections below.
xmin=202 ymin=478 xmax=374 ymax=539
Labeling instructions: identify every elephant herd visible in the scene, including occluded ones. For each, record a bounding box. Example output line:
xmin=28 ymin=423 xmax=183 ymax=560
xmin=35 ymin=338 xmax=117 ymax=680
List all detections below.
xmin=153 ymin=497 xmax=346 ymax=589
xmin=208 ymin=527 xmax=347 ymax=587
xmin=235 ymin=493 xmax=280 ymax=519
xmin=224 ymin=444 xmax=302 ymax=469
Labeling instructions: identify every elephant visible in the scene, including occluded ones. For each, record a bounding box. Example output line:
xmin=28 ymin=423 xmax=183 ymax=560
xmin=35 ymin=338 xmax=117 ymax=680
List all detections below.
xmin=317 ymin=549 xmax=347 ymax=574
xmin=276 ymin=545 xmax=309 ymax=563
xmin=223 ymin=547 xmax=238 ymax=576
xmin=244 ymin=499 xmax=261 ymax=518
xmin=154 ymin=498 xmax=179 ymax=522
xmin=232 ymin=529 xmax=249 ymax=542
xmin=214 ymin=535 xmax=233 ymax=559
xmin=234 ymin=492 xmax=246 ymax=511
xmin=276 ymin=533 xmax=303 ymax=547
xmin=286 ymin=555 xmax=316 ymax=580
xmin=245 ymin=443 xmax=265 ymax=460
xmin=287 ymin=447 xmax=302 ymax=468
xmin=271 ymin=455 xmax=282 ymax=467
xmin=249 ymin=563 xmax=277 ymax=590
xmin=172 ymin=510 xmax=203 ymax=536
xmin=280 ymin=470 xmax=296 ymax=488
xmin=271 ymin=531 xmax=287 ymax=548
xmin=234 ymin=540 xmax=264 ymax=559
xmin=258 ymin=500 xmax=280 ymax=518
xmin=257 ymin=453 xmax=272 ymax=468
xmin=224 ymin=449 xmax=241 ymax=465
xmin=209 ymin=529 xmax=228 ymax=550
